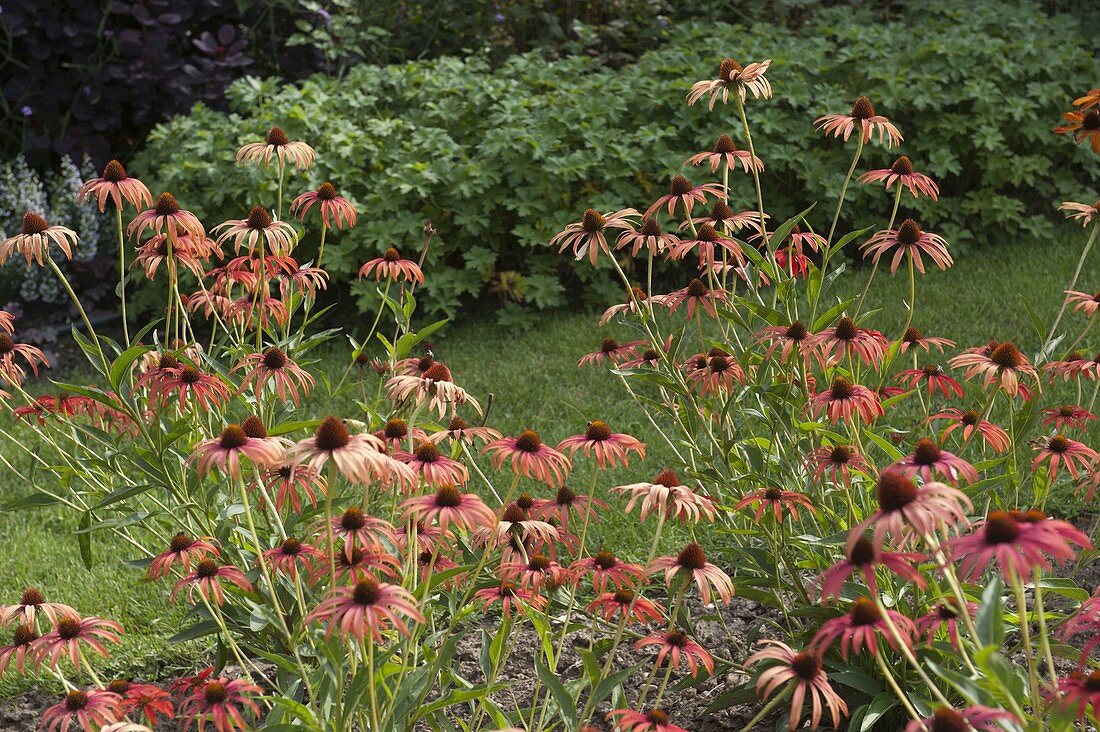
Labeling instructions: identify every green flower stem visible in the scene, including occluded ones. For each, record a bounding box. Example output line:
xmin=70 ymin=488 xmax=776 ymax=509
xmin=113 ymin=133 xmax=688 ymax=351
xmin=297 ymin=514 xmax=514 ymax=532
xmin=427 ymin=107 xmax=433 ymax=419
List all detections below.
xmin=1044 ymin=222 xmax=1098 ymax=352
xmin=873 ymin=651 xmax=925 ymax=728
xmin=1011 ymin=570 xmax=1042 ymax=714
xmin=826 ymin=135 xmax=865 ymax=247
xmin=736 ymin=685 xmax=793 ymax=732
xmin=855 ymin=184 xmax=903 ymax=318
xmin=114 ymin=206 xmax=129 ymax=345
xmin=45 ymin=257 xmax=110 ymax=375
xmin=872 ymin=594 xmax=952 ymax=707
xmin=1033 ymin=567 xmax=1058 ymax=683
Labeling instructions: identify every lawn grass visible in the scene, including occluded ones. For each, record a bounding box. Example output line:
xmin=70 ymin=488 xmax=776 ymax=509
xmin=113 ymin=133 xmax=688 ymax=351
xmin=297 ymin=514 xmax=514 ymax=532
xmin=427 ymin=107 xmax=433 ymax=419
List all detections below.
xmin=0 ymin=231 xmax=1096 ymax=696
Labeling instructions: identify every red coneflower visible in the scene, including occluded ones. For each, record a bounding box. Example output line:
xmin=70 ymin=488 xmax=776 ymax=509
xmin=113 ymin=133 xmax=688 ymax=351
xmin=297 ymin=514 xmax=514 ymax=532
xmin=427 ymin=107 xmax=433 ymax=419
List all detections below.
xmin=734 ymin=487 xmax=814 ymax=523
xmin=294 ymin=416 xmax=404 ymax=486
xmin=657 ymin=278 xmax=729 ymax=319
xmin=815 ymin=96 xmax=903 ymax=147
xmin=262 ymin=537 xmax=322 ymax=579
xmin=128 ymin=193 xmax=205 ymax=244
xmin=897 ymin=365 xmax=963 ymax=399
xmin=556 ymin=420 xmax=645 ymax=469
xmin=686 ymin=133 xmax=763 ymax=173
xmin=745 ymin=640 xmax=848 ymax=731
xmin=687 ymin=57 xmax=773 ymax=109
xmin=234 ymin=347 xmax=315 ymax=405
xmin=587 ymin=589 xmax=665 ymax=623
xmin=396 ymin=442 xmax=470 ymax=486
xmin=644 ymin=176 xmax=724 ymax=220
xmin=1043 ymin=405 xmax=1096 ymax=432
xmin=358 ymin=246 xmax=424 ymax=283
xmin=531 ymin=485 xmax=607 ymax=531
xmin=861 ymin=218 xmax=953 ymax=274
xmin=401 ymin=484 xmax=496 ymax=532
xmin=848 ymin=469 xmax=972 ymax=549
xmin=40 ymin=689 xmax=122 ymax=732
xmin=472 ymin=582 xmax=548 ymax=618
xmin=154 ymin=365 xmax=233 ymax=412
xmin=904 ymin=706 xmax=1017 ymax=732
xmin=1054 ymin=107 xmax=1100 ymax=153
xmin=949 ymin=341 xmax=1037 ymax=395
xmin=236 ymin=126 xmax=315 ymax=169
xmin=817 ymin=536 xmax=925 ymax=601
xmin=77 ymin=159 xmax=153 ymax=212
xmin=1032 ymin=434 xmax=1097 ymax=481
xmin=426 ymin=414 xmax=501 ymax=446
xmin=500 ymin=553 xmax=567 ymax=591
xmin=894 ymin=438 xmax=978 ymax=485
xmin=914 ymin=599 xmax=978 ymax=650
xmin=665 ymin=223 xmax=743 ymax=271
xmin=804 ymin=316 xmax=888 ymax=367
xmin=615 ymin=468 xmax=717 ymax=524
xmin=608 ymin=708 xmax=689 ymax=732
xmin=806 ymin=443 xmax=871 ymax=485
xmin=858 ymin=155 xmax=939 ymax=200
xmin=635 ymin=630 xmax=714 ymax=676
xmin=0 ymin=331 xmax=49 ymax=382
xmin=305 ymin=577 xmax=424 ymax=642
xmin=190 ymin=422 xmax=287 ymax=477
xmin=0 ymin=212 xmax=79 ymax=267
xmin=648 ymin=542 xmax=734 ymax=606
xmin=809 ymin=377 xmax=884 ymax=424
xmin=178 ymin=677 xmax=263 ymax=732
xmin=810 ymin=597 xmax=916 ymax=659
xmin=898 ymin=326 xmax=954 ymax=353
xmin=33 ymin=614 xmax=122 ymax=667
xmin=948 ymin=508 xmax=1088 ymax=582
xmin=578 ymin=337 xmax=648 ymax=368
xmin=615 ymin=216 xmax=680 ymax=256
xmin=569 ymin=550 xmax=644 ymax=593
xmin=550 ymin=208 xmax=638 ymax=265
xmin=107 ymin=679 xmax=174 ymax=727
xmin=928 ymin=407 xmax=1011 ymax=453
xmin=1060 ymin=200 xmax=1100 ymax=227
xmin=170 ymin=559 xmax=252 ymax=606
xmin=147 ymin=533 xmax=219 ymax=580
xmin=1065 ymin=290 xmax=1100 ymax=318
xmin=385 ymin=362 xmax=482 ymax=418
xmin=483 ymin=429 xmax=572 ymax=487
xmin=290 ymin=181 xmax=356 ymax=228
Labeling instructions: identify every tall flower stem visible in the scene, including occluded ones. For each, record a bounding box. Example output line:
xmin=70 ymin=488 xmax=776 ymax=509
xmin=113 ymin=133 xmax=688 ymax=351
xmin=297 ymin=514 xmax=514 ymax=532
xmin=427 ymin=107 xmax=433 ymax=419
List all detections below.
xmin=872 ymin=594 xmax=952 ymax=707
xmin=826 ymin=135 xmax=865 ymax=247
xmin=855 ymin=184 xmax=903 ymax=317
xmin=874 ymin=652 xmax=925 ymax=727
xmin=1044 ymin=222 xmax=1098 ymax=352
xmin=1011 ymin=570 xmax=1042 ymax=713
xmin=45 ymin=257 xmax=110 ymax=375
xmin=737 ymin=685 xmax=792 ymax=732
xmin=114 ymin=206 xmax=130 ymax=345
xmin=1033 ymin=567 xmax=1058 ymax=683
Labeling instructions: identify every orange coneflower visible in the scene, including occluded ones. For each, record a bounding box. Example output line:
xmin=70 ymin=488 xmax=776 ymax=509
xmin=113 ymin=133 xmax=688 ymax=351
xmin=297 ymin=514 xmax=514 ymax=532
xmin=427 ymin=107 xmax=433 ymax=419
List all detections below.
xmin=915 ymin=599 xmax=977 ymax=650
xmin=1065 ymin=290 xmax=1100 ymax=318
xmin=147 ymin=533 xmax=218 ymax=580
xmin=76 ymin=159 xmax=152 ymax=212
xmin=588 ymin=589 xmax=665 ymax=623
xmin=905 ymin=707 xmax=1017 ymax=732
xmin=214 ymin=206 xmax=298 ymax=256
xmin=635 ymin=630 xmax=714 ymax=677
xmin=858 ymin=155 xmax=939 ymax=200
xmin=133 ymin=232 xmax=212 ymax=280
xmin=896 ymin=364 xmax=963 ymax=399
xmin=0 ymin=212 xmax=78 ymax=266
xmin=1042 ymin=405 xmax=1096 ymax=432
xmin=396 ymin=442 xmax=470 ymax=486
xmin=861 ymin=218 xmax=953 ymax=274
xmin=290 ymin=181 xmax=356 ymax=228
xmin=948 ymin=510 xmax=1089 ymax=582
xmin=262 ymin=537 xmax=322 ymax=580
xmin=40 ymin=689 xmax=123 ymax=732
xmin=893 ymin=438 xmax=978 ymax=485
xmin=401 ymin=484 xmax=495 ymax=532
xmin=1055 ymin=107 xmax=1100 ymax=153
xmin=734 ymin=487 xmax=814 ymax=523
xmin=483 ymin=429 xmax=572 ymax=487
xmin=898 ymin=326 xmax=954 ymax=352
xmin=578 ymin=337 xmax=648 ymax=368
xmin=657 ymin=278 xmax=728 ymax=319
xmin=0 ymin=588 xmax=76 ymax=627
xmin=236 ymin=126 xmax=315 ymax=169
xmin=644 ymin=176 xmax=723 ymax=220
xmin=106 ymin=680 xmax=173 ymax=728
xmin=615 ymin=216 xmax=680 ymax=256
xmin=615 ymin=468 xmax=717 ymax=524
xmin=753 ymin=320 xmax=810 ymax=364
xmin=0 ymin=624 xmax=39 ymax=677
xmin=170 ymin=559 xmax=251 ymax=606
xmin=928 ymin=407 xmax=1011 ymax=453
xmin=683 ymin=347 xmax=748 ymax=396
xmin=804 ymin=316 xmax=888 ymax=367
xmin=848 ymin=469 xmax=971 ymax=550
xmin=233 ymin=347 xmax=314 ymax=405
xmin=472 ymin=582 xmax=547 ymax=618
xmin=426 ymin=414 xmax=501 ymax=447
xmin=806 ymin=443 xmax=871 ymax=485
xmin=293 ymin=416 xmax=401 ymax=486
xmin=665 ymin=223 xmax=743 ymax=271
xmin=257 ymin=464 xmax=326 ymax=514
xmin=569 ymin=550 xmax=644 ymax=593
xmin=1032 ymin=434 xmax=1097 ymax=481
xmin=190 ymin=422 xmax=287 ymax=477
xmin=949 ymin=341 xmax=1037 ymax=395
xmin=385 ymin=361 xmax=481 ymax=418
xmin=809 ymin=377 xmax=884 ymax=424
xmin=551 ymin=207 xmax=638 ymax=265
xmin=0 ymin=331 xmax=49 ymax=382
xmin=556 ymin=420 xmax=645 ymax=469
xmin=691 ymin=200 xmax=766 ymax=235
xmin=815 ymin=96 xmax=903 ymax=148
xmin=687 ymin=57 xmax=773 ymax=109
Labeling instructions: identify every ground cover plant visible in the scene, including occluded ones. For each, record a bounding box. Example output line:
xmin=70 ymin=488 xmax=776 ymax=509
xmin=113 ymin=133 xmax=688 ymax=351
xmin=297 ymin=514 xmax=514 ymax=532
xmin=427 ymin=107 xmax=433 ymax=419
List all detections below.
xmin=0 ymin=46 xmax=1099 ymax=732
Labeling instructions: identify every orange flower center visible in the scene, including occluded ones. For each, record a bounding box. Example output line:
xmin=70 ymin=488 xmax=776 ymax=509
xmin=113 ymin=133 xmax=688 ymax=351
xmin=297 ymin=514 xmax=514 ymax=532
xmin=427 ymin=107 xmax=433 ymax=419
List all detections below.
xmin=103 ymin=159 xmax=128 ymax=182
xmin=849 ymin=597 xmax=881 ymax=626
xmin=593 ymin=550 xmax=617 ymax=570
xmin=668 ymin=175 xmax=693 ymax=196
xmin=676 ymin=542 xmax=707 ymax=570
xmin=791 ymin=652 xmax=821 ymax=681
xmin=179 ymin=365 xmax=202 ymax=384
xmin=653 ymin=468 xmax=680 ymax=487
xmin=447 ymin=415 xmax=468 ymax=431
xmin=280 ymin=538 xmax=302 ymax=555
xmin=383 ymin=418 xmax=408 ymax=439
xmin=912 ymin=438 xmax=942 ymax=465
xmin=341 ymin=507 xmax=367 ymax=531
xmin=57 ymin=617 xmax=81 ymax=639
xmin=585 ymin=420 xmax=612 ymax=441
xmin=961 ymin=409 xmax=979 ymax=426
xmin=1047 ymin=435 xmax=1070 ymax=453
xmin=527 ymin=554 xmax=550 ymax=571
xmin=422 ymin=362 xmax=452 ymax=382
xmin=414 ymin=442 xmax=441 ymax=463
xmin=989 ymin=342 xmax=1023 ymax=369
xmin=196 ymin=559 xmax=219 ymax=578
xmin=686 ymin=278 xmax=708 ymax=298
xmin=352 ymin=578 xmax=382 ymax=606
xmin=246 ymin=206 xmax=273 ymax=230
xmin=241 ymin=416 xmax=267 ymax=439
xmin=11 ymin=625 xmax=37 ymax=646
xmin=169 ymin=532 xmax=194 ymax=553
xmin=639 ymin=217 xmax=662 ymax=236
xmin=983 ymin=512 xmax=1021 ymax=545
xmin=696 ymin=223 xmax=719 ymax=242
xmin=154 ymin=192 xmax=180 ymax=216
xmin=434 ymin=484 xmax=463 ymax=508
xmin=581 ymin=208 xmax=606 ymax=233
xmin=829 ymin=377 xmax=854 ymax=400
xmin=383 ymin=247 xmax=402 ymax=262
xmin=204 ymin=681 xmax=229 ymax=704
xmin=785 ymin=321 xmax=808 ymax=341
xmin=646 ymin=709 xmax=670 ymax=725
xmin=833 ymin=316 xmax=858 ymax=341
xmin=555 ymin=485 xmax=577 ymax=505
xmin=317 ymin=182 xmax=337 ymax=200
xmin=64 ymin=690 xmax=89 ymax=712
xmin=0 ymin=333 xmax=13 ymax=354
xmin=718 ymin=57 xmax=743 ymax=80
xmin=514 ymin=429 xmax=542 ymax=453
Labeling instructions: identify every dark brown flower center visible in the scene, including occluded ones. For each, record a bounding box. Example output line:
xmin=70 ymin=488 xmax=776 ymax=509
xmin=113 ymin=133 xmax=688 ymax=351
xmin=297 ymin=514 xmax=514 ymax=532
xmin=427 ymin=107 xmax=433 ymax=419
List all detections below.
xmin=581 ymin=208 xmax=606 ymax=234
xmin=612 ymin=589 xmax=635 ymax=605
xmin=719 ymin=57 xmax=743 ymax=80
xmin=516 ymin=493 xmax=536 ymax=511
xmin=829 ymin=377 xmax=854 ymax=400
xmin=877 ymin=468 xmax=918 ymax=513
xmin=265 ymin=127 xmax=290 ymax=146
xmin=709 ymin=201 xmax=734 ymax=221
xmin=262 ymin=347 xmax=288 ymax=370
xmin=676 ymin=542 xmax=707 ymax=571
xmin=107 ymin=679 xmax=130 ymax=695
xmin=154 ymin=192 xmax=180 ymax=216
xmin=246 ymin=206 xmax=273 ymax=230
xmin=984 ymin=511 xmax=1020 ymax=545
xmin=593 ymin=550 xmax=617 ymax=570
xmin=11 ymin=624 xmax=36 ymax=646
xmin=277 ymin=465 xmax=293 ymax=479
xmin=352 ymin=578 xmax=382 ymax=606
xmin=179 ymin=365 xmax=202 ymax=384
xmin=383 ymin=247 xmax=401 ymax=262
xmin=102 ymin=159 xmax=128 ymax=182
xmin=763 ymin=487 xmax=783 ymax=501
xmin=556 ymin=485 xmax=577 ymax=505
xmin=383 ymin=418 xmax=408 ymax=439
xmin=1085 ymin=670 xmax=1100 ymax=691
xmin=169 ymin=532 xmax=194 ymax=553
xmin=341 ymin=507 xmax=367 ymax=531
xmin=829 ymin=444 xmax=853 ymax=464
xmin=646 ymin=709 xmax=670 ymax=725
xmin=790 ymin=652 xmax=821 ymax=681
xmin=833 ymin=316 xmax=858 ymax=341
xmin=280 ymin=537 xmax=302 ymax=555
xmin=502 ymin=503 xmax=527 ymax=523
xmin=422 ymin=362 xmax=452 ymax=382
xmin=1047 ymin=435 xmax=1070 ymax=453
xmin=989 ymin=342 xmax=1023 ymax=369
xmin=896 ymin=219 xmax=922 ymax=246
xmin=600 ymin=338 xmax=619 ymax=354
xmin=639 ymin=217 xmax=662 ymax=236
xmin=447 ymin=415 xmax=469 ymax=432
xmin=0 ymin=333 xmax=13 ymax=354
xmin=922 ymin=364 xmax=943 ymax=377
xmin=937 ymin=603 xmax=958 ymax=620
xmin=17 ymin=587 xmax=44 ymax=607
xmin=204 ymin=681 xmax=228 ymax=704
xmin=849 ymin=537 xmax=875 ymax=566
xmin=653 ymin=468 xmax=680 ymax=487
xmin=641 ymin=348 xmax=660 ymax=361
xmin=64 ymin=690 xmax=88 ymax=712
xmin=696 ymin=223 xmax=719 ymax=242
xmin=220 ymin=424 xmax=249 ymax=449
xmin=912 ymin=438 xmax=942 ymax=465
xmin=850 ymin=96 xmax=876 ymax=119
xmin=713 ymin=134 xmax=738 ymax=154
xmin=241 ymin=416 xmax=267 ymax=439
xmin=157 ymin=354 xmax=181 ymax=370
xmin=21 ymin=212 xmax=48 ymax=235
xmin=903 ymin=327 xmax=924 ymax=344
xmin=686 ymin=278 xmax=708 ymax=298
xmin=57 ymin=617 xmax=81 ymax=639
xmin=414 ymin=442 xmax=441 ymax=463
xmin=784 ymin=321 xmax=808 ymax=341
xmin=514 ymin=429 xmax=542 ymax=453
xmin=849 ymin=597 xmax=881 ymax=626
xmin=314 ymin=417 xmax=350 ymax=451
xmin=317 ymin=182 xmax=337 ymax=200
xmin=434 ymin=485 xmax=463 ymax=508
xmin=929 ymin=707 xmax=968 ymax=732
xmin=890 ymin=156 xmax=914 ymax=176
xmin=668 ymin=175 xmax=693 ymax=196
xmin=528 ymin=554 xmax=550 ymax=572
xmin=1083 ymin=109 xmax=1100 ymax=131
xmin=585 ymin=420 xmax=612 ymax=441
xmin=961 ymin=410 xmax=979 ymax=426
xmin=196 ymin=559 xmax=219 ymax=578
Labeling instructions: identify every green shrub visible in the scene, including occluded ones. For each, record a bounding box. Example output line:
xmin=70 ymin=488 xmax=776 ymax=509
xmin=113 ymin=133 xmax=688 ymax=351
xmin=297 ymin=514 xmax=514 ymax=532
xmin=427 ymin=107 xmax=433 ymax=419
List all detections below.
xmin=133 ymin=0 xmax=1100 ymax=324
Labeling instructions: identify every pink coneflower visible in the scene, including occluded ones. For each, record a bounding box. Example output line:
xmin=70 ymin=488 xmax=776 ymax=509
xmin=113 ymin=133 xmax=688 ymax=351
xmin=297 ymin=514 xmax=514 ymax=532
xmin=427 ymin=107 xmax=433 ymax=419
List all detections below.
xmin=500 ymin=553 xmax=567 ymax=591
xmin=807 ymin=444 xmax=871 ymax=485
xmin=649 ymin=543 xmax=734 ymax=606
xmin=753 ymin=320 xmax=811 ymax=364
xmin=949 ymin=341 xmax=1037 ymax=395
xmin=531 ymin=485 xmax=607 ymax=531
xmin=128 ymin=193 xmax=205 ymax=244
xmin=894 ymin=438 xmax=978 ymax=485
xmin=861 ymin=218 xmax=953 ymax=274
xmin=551 ymin=208 xmax=638 ymax=265
xmin=928 ymin=407 xmax=1011 ymax=453
xmin=178 ymin=677 xmax=263 ymax=732
xmin=686 ymin=134 xmax=763 ymax=174
xmin=1049 ymin=671 xmax=1100 ymax=718
xmin=948 ymin=509 xmax=1090 ymax=581
xmin=899 ymin=326 xmax=954 ymax=353
xmin=645 ymin=176 xmax=723 ymax=220
xmin=153 ymin=365 xmax=233 ymax=412
xmin=106 ymin=680 xmax=174 ymax=727
xmin=0 ymin=588 xmax=77 ymax=628
xmin=290 ymin=181 xmax=356 ymax=228
xmin=665 ymin=223 xmax=743 ymax=270
xmin=692 ymin=201 xmax=766 ymax=236
xmin=0 ymin=331 xmax=48 ymax=382
xmin=569 ymin=550 xmax=644 ymax=593
xmin=325 ymin=506 xmax=397 ymax=558
xmin=261 ymin=537 xmax=321 ymax=579
xmin=77 ymin=159 xmax=153 ymax=212
xmin=578 ymin=337 xmax=648 ymax=367
xmin=233 ymin=347 xmax=314 ymax=405
xmin=0 ymin=212 xmax=79 ymax=266
xmin=658 ymin=278 xmax=729 ymax=319
xmin=817 ymin=536 xmax=925 ymax=601
xmin=556 ymin=420 xmax=645 ymax=469
xmin=1045 ymin=351 xmax=1100 ymax=381
xmin=384 ymin=362 xmax=482 ymax=418
xmin=40 ymin=689 xmax=122 ymax=732
xmin=915 ymin=600 xmax=978 ymax=650
xmin=483 ymin=429 xmax=572 ymax=487
xmin=278 ymin=261 xmax=329 ymax=299
xmin=849 ymin=469 xmax=972 ymax=550
xmin=599 ymin=287 xmax=657 ymax=326
xmin=133 ymin=233 xmax=209 ymax=279
xmin=1043 ymin=405 xmax=1096 ymax=431
xmin=734 ymin=487 xmax=814 ymax=523
xmin=804 ymin=316 xmax=888 ymax=367
xmin=809 ymin=377 xmax=884 ymax=424
xmin=635 ymin=630 xmax=714 ymax=676
xmin=1064 ymin=290 xmax=1100 ymax=317
xmin=214 ymin=206 xmax=297 ymax=256
xmin=897 ymin=365 xmax=963 ymax=399
xmin=306 ymin=577 xmax=424 ymax=642
xmin=293 ymin=416 xmax=400 ymax=486
xmin=608 ymin=709 xmax=689 ymax=732
xmin=426 ymin=415 xmax=501 ymax=446
xmin=745 ymin=640 xmax=848 ymax=731
xmin=358 ymin=247 xmax=424 ymax=283
xmin=1060 ymin=200 xmax=1100 ymax=227
xmin=687 ymin=57 xmax=773 ymax=109
xmin=615 ymin=216 xmax=680 ymax=256
xmin=474 ymin=503 xmax=559 ymax=550
xmin=810 ymin=597 xmax=916 ymax=659
xmin=0 ymin=624 xmax=38 ymax=676
xmin=858 ymin=155 xmax=939 ymax=200
xmin=148 ymin=533 xmax=218 ymax=580
xmin=170 ymin=559 xmax=252 ymax=606
xmin=815 ymin=96 xmax=903 ymax=147
xmin=34 ymin=614 xmax=122 ymax=667
xmin=588 ymin=589 xmax=665 ymax=623
xmin=1032 ymin=434 xmax=1097 ymax=481
xmin=317 ymin=547 xmax=401 ymax=584
xmin=619 ymin=340 xmax=672 ymax=370
xmin=236 ymin=126 xmax=315 ymax=169
xmin=615 ymin=468 xmax=718 ymax=524
xmin=402 ymin=484 xmax=495 ymax=532
xmin=904 ymin=706 xmax=1017 ymax=732
xmin=473 ymin=582 xmax=548 ymax=618
xmin=190 ymin=422 xmax=286 ymax=477
xmin=397 ymin=442 xmax=470 ymax=486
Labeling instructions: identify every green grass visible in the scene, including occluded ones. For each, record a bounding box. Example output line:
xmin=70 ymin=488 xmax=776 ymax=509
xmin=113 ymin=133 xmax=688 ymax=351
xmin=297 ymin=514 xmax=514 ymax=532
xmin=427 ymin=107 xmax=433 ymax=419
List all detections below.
xmin=0 ymin=233 xmax=1096 ymax=695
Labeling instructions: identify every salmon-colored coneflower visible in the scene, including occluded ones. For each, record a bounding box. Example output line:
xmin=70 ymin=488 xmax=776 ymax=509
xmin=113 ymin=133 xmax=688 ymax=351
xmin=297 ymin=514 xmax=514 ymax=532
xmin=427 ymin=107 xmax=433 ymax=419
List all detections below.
xmin=745 ymin=640 xmax=849 ymax=731
xmin=236 ymin=126 xmax=315 ymax=169
xmin=290 ymin=181 xmax=356 ymax=229
xmin=77 ymin=159 xmax=153 ymax=212
xmin=0 ymin=212 xmax=79 ymax=266
xmin=815 ymin=96 xmax=903 ymax=147
xmin=687 ymin=57 xmax=773 ymax=109
xmin=858 ymin=155 xmax=939 ymax=199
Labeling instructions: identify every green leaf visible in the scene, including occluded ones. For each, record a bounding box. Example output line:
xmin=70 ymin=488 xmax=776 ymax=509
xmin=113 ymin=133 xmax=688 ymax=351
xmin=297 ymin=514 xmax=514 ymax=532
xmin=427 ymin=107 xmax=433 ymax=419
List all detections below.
xmin=975 ymin=575 xmax=1004 ymax=648
xmin=77 ymin=511 xmax=92 ymax=570
xmin=535 ymin=654 xmax=578 ymax=729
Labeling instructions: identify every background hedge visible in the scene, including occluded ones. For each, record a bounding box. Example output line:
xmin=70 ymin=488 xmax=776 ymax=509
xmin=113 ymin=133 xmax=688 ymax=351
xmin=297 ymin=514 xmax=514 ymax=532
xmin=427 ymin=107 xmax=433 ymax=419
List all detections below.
xmin=125 ymin=1 xmax=1099 ymax=323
